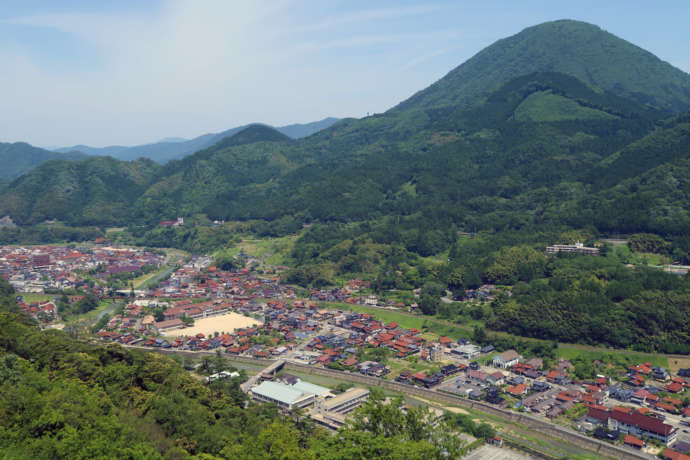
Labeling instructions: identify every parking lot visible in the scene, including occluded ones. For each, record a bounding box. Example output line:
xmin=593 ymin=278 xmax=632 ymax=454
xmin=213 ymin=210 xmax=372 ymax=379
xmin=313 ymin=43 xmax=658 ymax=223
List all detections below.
xmin=437 ymin=375 xmax=483 ymax=398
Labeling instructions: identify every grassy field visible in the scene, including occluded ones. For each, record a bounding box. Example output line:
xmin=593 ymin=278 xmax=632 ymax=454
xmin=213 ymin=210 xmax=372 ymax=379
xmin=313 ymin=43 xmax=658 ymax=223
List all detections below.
xmin=321 ymin=302 xmax=473 ymax=341
xmin=556 ymin=347 xmax=669 ymax=368
xmin=609 ymin=245 xmax=672 ymax=266
xmin=230 ymin=235 xmax=297 ymax=267
xmin=62 ymin=300 xmax=117 ymax=325
xmin=17 ymin=293 xmax=55 ymax=303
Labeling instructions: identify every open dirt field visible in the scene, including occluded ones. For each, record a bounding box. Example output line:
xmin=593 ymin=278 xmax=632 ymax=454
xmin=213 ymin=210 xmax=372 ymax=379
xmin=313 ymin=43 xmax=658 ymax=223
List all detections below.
xmin=668 ymin=355 xmax=690 ymax=372
xmin=164 ymin=313 xmax=261 ymax=337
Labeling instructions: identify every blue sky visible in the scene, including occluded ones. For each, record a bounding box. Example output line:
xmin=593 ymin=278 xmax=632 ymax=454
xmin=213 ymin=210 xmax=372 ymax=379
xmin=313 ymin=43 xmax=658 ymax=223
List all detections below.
xmin=1 ymin=0 xmax=689 ymax=147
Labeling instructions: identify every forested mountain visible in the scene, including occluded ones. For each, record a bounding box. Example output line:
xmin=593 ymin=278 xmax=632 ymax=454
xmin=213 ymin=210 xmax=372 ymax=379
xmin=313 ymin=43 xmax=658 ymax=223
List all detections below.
xmin=0 ymin=156 xmax=161 ymax=226
xmin=53 ymin=117 xmax=339 ymax=163
xmin=3 ymin=20 xmax=690 ymax=240
xmin=392 ymin=20 xmax=690 ymax=113
xmin=0 ymin=142 xmax=85 ymax=182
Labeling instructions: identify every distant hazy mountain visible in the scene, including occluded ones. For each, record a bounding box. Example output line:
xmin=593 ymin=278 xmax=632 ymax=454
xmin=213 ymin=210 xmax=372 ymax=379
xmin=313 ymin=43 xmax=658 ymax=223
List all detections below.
xmin=0 ymin=142 xmax=86 ymax=182
xmin=392 ymin=19 xmax=690 ymax=113
xmin=275 ymin=117 xmax=340 ymax=139
xmin=54 ymin=117 xmax=339 ymax=163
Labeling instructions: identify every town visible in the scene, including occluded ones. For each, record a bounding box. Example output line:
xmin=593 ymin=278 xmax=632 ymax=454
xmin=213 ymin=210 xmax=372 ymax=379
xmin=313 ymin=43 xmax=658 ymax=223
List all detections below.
xmin=3 ymin=242 xmax=690 ymax=458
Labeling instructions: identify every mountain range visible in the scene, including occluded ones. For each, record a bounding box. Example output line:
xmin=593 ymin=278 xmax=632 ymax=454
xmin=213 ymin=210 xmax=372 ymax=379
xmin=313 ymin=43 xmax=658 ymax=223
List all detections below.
xmin=51 ymin=117 xmax=339 ymax=163
xmin=2 ymin=19 xmax=690 ymax=241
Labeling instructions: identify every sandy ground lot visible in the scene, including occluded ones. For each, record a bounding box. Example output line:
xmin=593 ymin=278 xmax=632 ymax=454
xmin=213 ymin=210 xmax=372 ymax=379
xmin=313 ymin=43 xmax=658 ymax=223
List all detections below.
xmin=164 ymin=313 xmax=261 ymax=337
xmin=464 ymin=445 xmax=536 ymax=460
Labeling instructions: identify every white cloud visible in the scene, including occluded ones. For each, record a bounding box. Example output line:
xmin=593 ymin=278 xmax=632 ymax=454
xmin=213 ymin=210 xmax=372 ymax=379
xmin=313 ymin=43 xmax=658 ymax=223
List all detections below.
xmin=0 ymin=1 xmax=454 ymax=147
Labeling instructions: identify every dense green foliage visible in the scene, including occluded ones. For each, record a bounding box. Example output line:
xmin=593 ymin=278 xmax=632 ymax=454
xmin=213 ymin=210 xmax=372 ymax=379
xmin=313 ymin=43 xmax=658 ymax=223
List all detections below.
xmin=0 ymin=156 xmax=161 ymax=226
xmin=0 ymin=224 xmax=104 ymax=245
xmin=392 ymin=19 xmax=690 ymax=113
xmin=439 ymin=232 xmax=690 ymax=353
xmin=0 ymin=142 xmax=85 ymax=182
xmin=57 ymin=294 xmax=100 ymax=317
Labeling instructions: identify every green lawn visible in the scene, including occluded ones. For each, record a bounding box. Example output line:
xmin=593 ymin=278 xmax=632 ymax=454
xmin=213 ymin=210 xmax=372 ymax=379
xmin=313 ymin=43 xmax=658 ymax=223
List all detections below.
xmin=62 ymin=300 xmax=117 ymax=325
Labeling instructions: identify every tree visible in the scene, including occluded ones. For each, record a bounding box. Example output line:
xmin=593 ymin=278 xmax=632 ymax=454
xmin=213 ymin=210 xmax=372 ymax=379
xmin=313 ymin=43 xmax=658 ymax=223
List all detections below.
xmin=418 ymin=295 xmax=439 ymax=316
xmin=473 ymin=325 xmax=488 ymax=344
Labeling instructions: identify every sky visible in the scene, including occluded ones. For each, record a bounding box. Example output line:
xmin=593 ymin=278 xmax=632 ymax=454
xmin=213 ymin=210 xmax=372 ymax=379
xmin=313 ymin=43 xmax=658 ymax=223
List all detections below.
xmin=2 ymin=0 xmax=690 ymax=147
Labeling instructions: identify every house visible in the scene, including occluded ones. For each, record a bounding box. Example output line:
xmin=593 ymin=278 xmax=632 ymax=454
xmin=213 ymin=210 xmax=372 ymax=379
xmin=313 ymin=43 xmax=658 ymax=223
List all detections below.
xmin=665 ymin=382 xmax=684 ymax=393
xmin=532 ymin=381 xmax=550 ymax=392
xmin=487 ymin=436 xmax=503 ymax=447
xmin=631 ymin=389 xmax=659 ymax=406
xmin=493 ymin=349 xmax=519 ymax=368
xmin=653 ymin=367 xmax=670 ymax=381
xmin=609 ymin=387 xmax=633 ymax=402
xmin=507 ymin=384 xmax=527 ymax=397
xmin=623 ymin=434 xmax=644 ymax=449
xmin=467 ymin=370 xmax=488 ymax=383
xmin=429 ymin=344 xmax=444 ymax=362
xmin=453 ymin=344 xmax=480 ymax=359
xmin=663 ymin=449 xmax=690 ymax=460
xmin=485 ymin=387 xmax=504 ymax=405
xmin=487 ymin=371 xmax=505 ymax=386
xmin=154 ymin=318 xmax=186 ymax=332
xmin=526 ymin=358 xmax=543 ymax=370
xmin=439 ymin=336 xmax=453 ymax=347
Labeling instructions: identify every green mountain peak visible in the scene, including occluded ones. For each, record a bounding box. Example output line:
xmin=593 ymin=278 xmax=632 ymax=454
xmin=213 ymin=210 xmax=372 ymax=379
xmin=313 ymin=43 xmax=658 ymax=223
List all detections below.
xmin=392 ymin=19 xmax=690 ymax=113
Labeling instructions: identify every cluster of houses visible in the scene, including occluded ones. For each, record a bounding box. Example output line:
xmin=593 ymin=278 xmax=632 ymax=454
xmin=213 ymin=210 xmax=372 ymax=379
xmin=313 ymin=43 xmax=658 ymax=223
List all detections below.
xmin=434 ymin=347 xmax=690 ymax=448
xmin=0 ymin=245 xmax=163 ymax=294
xmin=16 ymin=298 xmax=58 ymax=323
xmin=308 ymin=285 xmax=408 ymax=309
xmin=150 ymin=258 xmax=292 ymax=300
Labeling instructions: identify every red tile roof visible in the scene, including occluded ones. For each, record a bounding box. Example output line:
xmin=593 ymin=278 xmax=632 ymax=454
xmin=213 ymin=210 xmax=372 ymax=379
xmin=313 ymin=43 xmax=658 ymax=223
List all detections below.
xmin=587 ymin=407 xmax=675 ymax=437
xmin=623 ymin=434 xmax=644 ymax=447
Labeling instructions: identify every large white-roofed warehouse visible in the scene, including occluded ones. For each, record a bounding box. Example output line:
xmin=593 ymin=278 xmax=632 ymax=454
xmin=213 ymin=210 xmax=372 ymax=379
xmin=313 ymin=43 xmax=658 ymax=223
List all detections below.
xmin=250 ymin=381 xmax=316 ymax=411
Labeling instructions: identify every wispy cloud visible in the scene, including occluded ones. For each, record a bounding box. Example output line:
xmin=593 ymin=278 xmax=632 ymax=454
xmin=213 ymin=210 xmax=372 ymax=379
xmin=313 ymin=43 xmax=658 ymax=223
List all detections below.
xmin=299 ymin=4 xmax=441 ymax=32
xmin=400 ymin=47 xmax=455 ymax=71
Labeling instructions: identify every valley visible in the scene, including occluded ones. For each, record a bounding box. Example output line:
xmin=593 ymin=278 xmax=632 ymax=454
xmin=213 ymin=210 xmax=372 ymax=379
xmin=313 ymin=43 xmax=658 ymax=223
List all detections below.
xmin=2 ymin=14 xmax=690 ymax=460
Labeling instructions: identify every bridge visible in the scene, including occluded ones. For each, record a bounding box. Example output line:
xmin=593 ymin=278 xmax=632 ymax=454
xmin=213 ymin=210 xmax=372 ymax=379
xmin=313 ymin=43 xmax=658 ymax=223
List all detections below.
xmin=240 ymin=359 xmax=285 ymax=392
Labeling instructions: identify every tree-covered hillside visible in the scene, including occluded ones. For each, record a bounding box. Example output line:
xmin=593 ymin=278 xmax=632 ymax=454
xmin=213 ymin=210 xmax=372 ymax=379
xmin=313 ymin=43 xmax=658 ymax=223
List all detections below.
xmin=0 ymin=142 xmax=85 ymax=182
xmin=0 ymin=156 xmax=162 ymax=226
xmin=3 ymin=71 xmax=686 ymax=239
xmin=392 ymin=20 xmax=690 ymax=113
